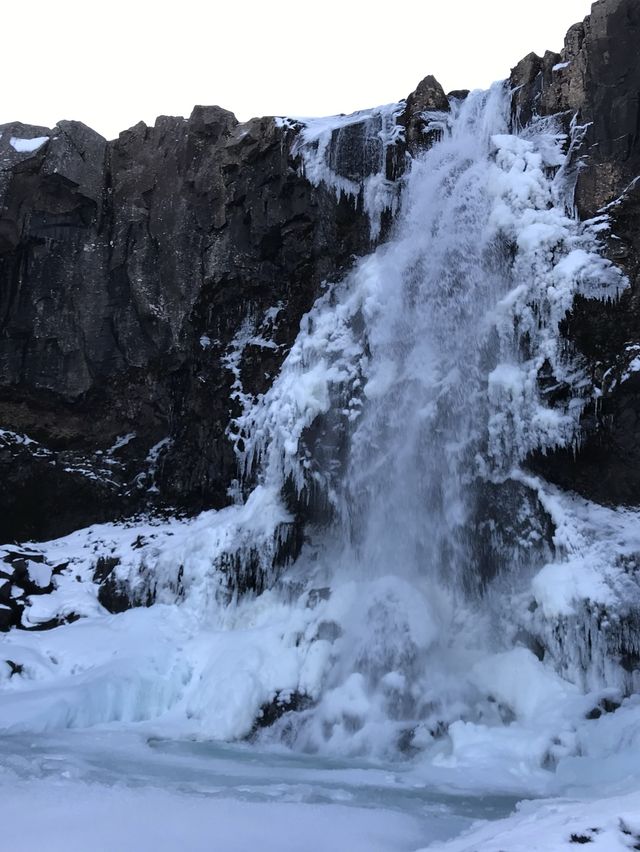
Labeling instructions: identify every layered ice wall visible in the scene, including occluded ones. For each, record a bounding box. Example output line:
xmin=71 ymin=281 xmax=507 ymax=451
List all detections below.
xmin=1 ymin=83 xmax=639 ymax=778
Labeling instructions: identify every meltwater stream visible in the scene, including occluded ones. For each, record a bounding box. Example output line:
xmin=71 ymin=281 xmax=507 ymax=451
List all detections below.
xmin=1 ymin=84 xmax=637 ymax=851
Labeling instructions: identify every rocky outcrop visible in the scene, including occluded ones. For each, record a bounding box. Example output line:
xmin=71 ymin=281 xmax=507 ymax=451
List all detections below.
xmin=510 ymin=0 xmax=640 ymax=506
xmin=0 ymin=545 xmax=70 ymax=631
xmin=0 ymin=98 xmax=424 ymax=540
xmin=510 ymin=0 xmax=640 ymax=217
xmin=398 ymin=75 xmax=449 ymax=156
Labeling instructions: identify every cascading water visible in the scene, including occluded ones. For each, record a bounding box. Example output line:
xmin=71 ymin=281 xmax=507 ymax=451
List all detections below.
xmin=340 ymin=89 xmax=515 ymax=591
xmin=233 ymin=82 xmax=630 ymax=756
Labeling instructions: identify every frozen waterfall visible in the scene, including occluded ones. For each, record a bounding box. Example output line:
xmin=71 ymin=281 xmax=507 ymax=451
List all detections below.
xmin=225 ymin=83 xmax=627 ymax=756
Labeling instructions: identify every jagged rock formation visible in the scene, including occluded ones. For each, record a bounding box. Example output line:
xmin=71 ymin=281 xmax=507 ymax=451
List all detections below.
xmin=510 ymin=0 xmax=640 ymax=504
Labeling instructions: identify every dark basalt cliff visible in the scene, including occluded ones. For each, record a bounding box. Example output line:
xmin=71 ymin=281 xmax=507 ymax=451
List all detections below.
xmin=0 ymin=0 xmax=638 ymax=551
xmin=0 ymin=106 xmax=388 ymax=540
xmin=510 ymin=0 xmax=640 ymax=503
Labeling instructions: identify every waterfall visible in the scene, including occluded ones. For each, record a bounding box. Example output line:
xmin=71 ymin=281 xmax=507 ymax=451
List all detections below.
xmin=235 ymin=83 xmax=628 ymax=755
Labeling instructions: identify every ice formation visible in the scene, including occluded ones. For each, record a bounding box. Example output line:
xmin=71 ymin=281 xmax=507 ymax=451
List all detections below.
xmin=289 ymin=102 xmax=405 ymax=240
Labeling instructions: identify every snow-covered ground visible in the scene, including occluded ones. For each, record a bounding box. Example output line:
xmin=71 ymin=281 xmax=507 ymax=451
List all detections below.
xmin=423 ymin=790 xmax=640 ymax=852
xmin=2 ymin=496 xmax=640 ymax=850
xmin=0 ymin=705 xmax=639 ymax=851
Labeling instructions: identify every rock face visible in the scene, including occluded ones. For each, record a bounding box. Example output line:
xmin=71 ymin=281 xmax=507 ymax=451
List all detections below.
xmin=0 ymin=545 xmax=68 ymax=632
xmin=0 ymin=102 xmax=411 ymax=540
xmin=399 ymin=75 xmax=449 ymax=155
xmin=510 ymin=0 xmax=640 ymax=506
xmin=510 ymin=0 xmax=640 ymax=216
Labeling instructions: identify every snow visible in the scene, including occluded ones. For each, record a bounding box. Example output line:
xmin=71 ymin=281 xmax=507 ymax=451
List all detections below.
xmin=24 ymin=560 xmax=53 ymax=589
xmin=620 ymin=346 xmax=640 ymax=384
xmin=108 ymin=432 xmax=136 ymax=452
xmin=552 ymin=61 xmax=571 ymax=71
xmin=222 ymin=306 xmax=286 ymax=461
xmin=231 ymin=286 xmax=365 ymax=494
xmin=9 ymin=135 xmax=48 ymax=152
xmin=140 ymin=436 xmax=172 ymax=491
xmin=0 ymin=729 xmax=484 ymax=852
xmin=531 ymin=557 xmax=616 ymax=617
xmin=598 ymin=175 xmax=640 ymax=212
xmin=470 ymin=648 xmax=579 ymax=723
xmin=421 ymin=790 xmax=640 ymax=852
xmin=0 ymin=428 xmax=37 ymax=446
xmin=0 ymin=784 xmax=423 ymax=852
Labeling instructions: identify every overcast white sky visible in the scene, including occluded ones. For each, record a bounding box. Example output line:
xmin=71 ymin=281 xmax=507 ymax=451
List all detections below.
xmin=3 ymin=0 xmax=593 ymax=140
